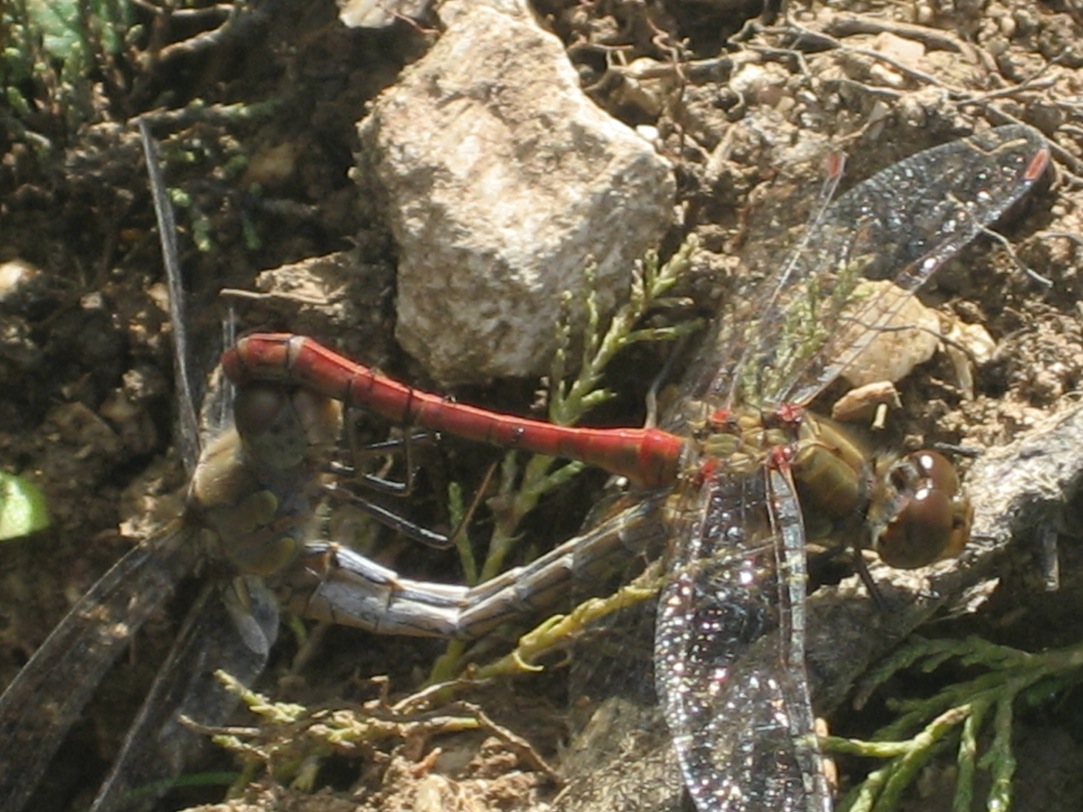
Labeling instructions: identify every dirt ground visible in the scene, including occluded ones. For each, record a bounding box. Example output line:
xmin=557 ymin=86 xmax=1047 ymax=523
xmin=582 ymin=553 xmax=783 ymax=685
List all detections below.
xmin=2 ymin=1 xmax=1083 ymax=811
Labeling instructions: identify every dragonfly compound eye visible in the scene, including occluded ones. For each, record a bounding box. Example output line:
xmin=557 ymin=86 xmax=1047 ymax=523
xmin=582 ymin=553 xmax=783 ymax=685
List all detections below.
xmin=875 ymin=451 xmax=971 ymax=569
xmin=911 ymin=450 xmax=961 ymax=494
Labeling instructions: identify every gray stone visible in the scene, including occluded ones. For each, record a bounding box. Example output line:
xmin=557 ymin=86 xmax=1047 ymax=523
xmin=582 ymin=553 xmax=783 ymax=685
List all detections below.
xmin=356 ymin=1 xmax=675 ymax=384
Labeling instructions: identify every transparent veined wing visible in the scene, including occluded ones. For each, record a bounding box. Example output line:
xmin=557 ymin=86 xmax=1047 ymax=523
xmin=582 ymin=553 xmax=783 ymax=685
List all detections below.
xmin=674 ymin=124 xmax=1049 ymax=424
xmin=90 ymin=578 xmax=279 ymax=812
xmin=0 ymin=526 xmax=200 ymax=812
xmin=561 ymin=125 xmax=1049 ymax=812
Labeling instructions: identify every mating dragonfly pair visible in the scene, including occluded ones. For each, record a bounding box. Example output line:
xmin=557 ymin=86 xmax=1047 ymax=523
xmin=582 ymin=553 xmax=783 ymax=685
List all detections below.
xmin=0 ymin=124 xmax=1049 ymax=812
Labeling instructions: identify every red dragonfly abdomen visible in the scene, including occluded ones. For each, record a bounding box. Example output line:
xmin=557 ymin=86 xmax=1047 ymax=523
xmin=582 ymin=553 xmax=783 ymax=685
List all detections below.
xmin=222 ymin=333 xmax=686 ymax=489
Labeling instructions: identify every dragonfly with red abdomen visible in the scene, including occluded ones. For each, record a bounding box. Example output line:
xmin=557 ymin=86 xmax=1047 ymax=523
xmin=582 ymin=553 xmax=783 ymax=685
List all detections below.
xmin=223 ymin=124 xmax=1051 ymax=811
xmin=0 ymin=126 xmax=655 ymax=811
xmin=0 ymin=125 xmax=353 ymax=812
xmin=0 ymin=114 xmax=682 ymax=810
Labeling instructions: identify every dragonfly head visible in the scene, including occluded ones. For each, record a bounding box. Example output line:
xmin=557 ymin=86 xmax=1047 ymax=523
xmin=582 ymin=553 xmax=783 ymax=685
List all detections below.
xmin=872 ymin=450 xmax=972 ymax=569
xmin=233 ymin=382 xmax=341 ymax=472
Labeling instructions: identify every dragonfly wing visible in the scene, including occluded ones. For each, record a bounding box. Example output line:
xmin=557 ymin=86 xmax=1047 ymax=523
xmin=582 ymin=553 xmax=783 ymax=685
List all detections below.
xmin=0 ymin=526 xmax=198 ymax=812
xmin=673 ymin=124 xmax=1047 ymax=417
xmin=779 ymin=124 xmax=1048 ymax=405
xmin=557 ymin=697 xmax=685 ymax=812
xmin=139 ymin=122 xmax=203 ymax=474
xmin=90 ymin=576 xmax=278 ymax=812
xmin=556 ymin=495 xmax=686 ymax=812
xmin=655 ymin=467 xmax=830 ymax=812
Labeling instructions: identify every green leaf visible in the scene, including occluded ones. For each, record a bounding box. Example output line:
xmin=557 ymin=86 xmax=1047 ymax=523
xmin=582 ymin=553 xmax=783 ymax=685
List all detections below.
xmin=0 ymin=471 xmax=51 ymax=541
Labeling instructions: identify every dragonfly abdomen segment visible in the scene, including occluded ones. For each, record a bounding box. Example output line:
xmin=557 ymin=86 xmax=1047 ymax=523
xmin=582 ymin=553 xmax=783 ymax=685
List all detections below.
xmin=223 ymin=333 xmax=686 ymax=488
xmin=278 ymin=498 xmax=667 ymax=640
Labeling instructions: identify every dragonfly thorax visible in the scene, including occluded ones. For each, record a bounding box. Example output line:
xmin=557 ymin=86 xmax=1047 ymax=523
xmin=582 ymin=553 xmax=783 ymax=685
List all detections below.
xmin=185 ymin=383 xmax=341 ymax=577
xmin=689 ymin=406 xmax=806 ymax=479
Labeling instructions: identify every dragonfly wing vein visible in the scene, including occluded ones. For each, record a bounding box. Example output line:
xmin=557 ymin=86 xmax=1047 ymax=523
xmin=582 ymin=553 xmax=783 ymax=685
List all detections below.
xmin=656 ymin=465 xmax=829 ymax=812
xmin=89 ymin=578 xmax=278 ymax=812
xmin=670 ymin=124 xmax=1048 ymax=418
xmin=781 ymin=124 xmax=1049 ymax=405
xmin=0 ymin=527 xmax=199 ymax=812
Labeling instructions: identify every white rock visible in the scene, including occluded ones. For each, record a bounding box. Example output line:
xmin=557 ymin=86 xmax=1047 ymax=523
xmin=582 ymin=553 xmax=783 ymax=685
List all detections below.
xmin=356 ymin=3 xmax=675 ymax=384
xmin=943 ymin=318 xmax=997 ymax=400
xmin=830 ymin=380 xmax=902 ymax=422
xmin=337 ymin=0 xmax=431 ymax=29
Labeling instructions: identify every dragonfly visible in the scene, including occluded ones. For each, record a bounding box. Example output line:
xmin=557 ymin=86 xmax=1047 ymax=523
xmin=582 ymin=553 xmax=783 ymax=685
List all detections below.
xmin=0 ymin=127 xmax=643 ymax=810
xmin=0 ymin=126 xmax=349 ymax=812
xmin=222 ymin=124 xmax=1051 ymax=811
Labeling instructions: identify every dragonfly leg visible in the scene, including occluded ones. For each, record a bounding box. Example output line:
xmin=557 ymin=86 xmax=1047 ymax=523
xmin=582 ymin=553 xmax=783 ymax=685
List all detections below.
xmin=323 ymin=448 xmax=498 ymax=553
xmin=342 ymin=417 xmax=436 ymax=496
xmin=851 ymin=551 xmax=888 ymax=613
xmin=322 ymin=481 xmax=454 ymax=549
